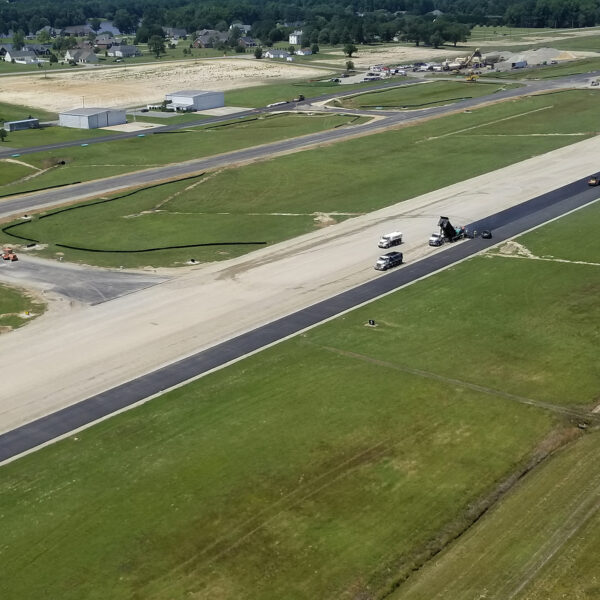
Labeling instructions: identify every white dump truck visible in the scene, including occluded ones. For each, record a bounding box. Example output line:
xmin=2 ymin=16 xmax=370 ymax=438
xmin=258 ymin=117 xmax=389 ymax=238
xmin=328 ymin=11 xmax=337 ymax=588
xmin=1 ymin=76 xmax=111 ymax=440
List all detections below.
xmin=378 ymin=231 xmax=403 ymax=248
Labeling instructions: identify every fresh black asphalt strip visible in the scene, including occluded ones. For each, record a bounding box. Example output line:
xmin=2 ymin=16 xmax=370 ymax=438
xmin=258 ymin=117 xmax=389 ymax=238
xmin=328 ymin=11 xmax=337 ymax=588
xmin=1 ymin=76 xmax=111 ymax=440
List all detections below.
xmin=1 ymin=179 xmax=598 ymax=463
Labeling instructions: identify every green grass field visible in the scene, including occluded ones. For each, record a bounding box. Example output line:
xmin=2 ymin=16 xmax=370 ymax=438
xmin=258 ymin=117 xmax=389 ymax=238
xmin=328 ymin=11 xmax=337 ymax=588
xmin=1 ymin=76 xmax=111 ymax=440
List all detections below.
xmin=0 ymin=282 xmax=45 ymax=330
xmin=330 ymin=80 xmax=520 ymax=109
xmin=0 ymin=124 xmax=114 ymax=148
xmin=1 ymin=201 xmax=598 ymax=599
xmin=392 ymin=432 xmax=600 ymax=599
xmin=224 ymin=78 xmax=398 ymax=108
xmin=486 ymin=56 xmax=600 ymax=79
xmin=0 ymin=112 xmax=367 ymax=195
xmin=3 ymin=89 xmax=597 ymax=268
xmin=0 ymin=100 xmax=57 ymax=123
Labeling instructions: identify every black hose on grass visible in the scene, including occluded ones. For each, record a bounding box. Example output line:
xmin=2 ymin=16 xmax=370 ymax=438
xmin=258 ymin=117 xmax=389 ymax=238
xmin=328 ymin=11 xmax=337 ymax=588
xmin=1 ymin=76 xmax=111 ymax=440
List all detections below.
xmin=1 ymin=172 xmax=268 ymax=252
xmin=55 ymin=241 xmax=267 ymax=253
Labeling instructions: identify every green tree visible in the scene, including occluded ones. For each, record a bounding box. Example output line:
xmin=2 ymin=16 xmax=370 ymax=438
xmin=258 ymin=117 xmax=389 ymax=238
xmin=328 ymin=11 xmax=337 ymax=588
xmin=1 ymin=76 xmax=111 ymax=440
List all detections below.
xmin=49 ymin=53 xmax=58 ymax=63
xmin=149 ymin=35 xmax=166 ymax=58
xmin=287 ymin=45 xmax=295 ymax=54
xmin=346 ymin=60 xmax=354 ymax=71
xmin=311 ymin=43 xmax=319 ymax=54
xmin=90 ymin=18 xmax=102 ymax=33
xmin=12 ymin=29 xmax=25 ymax=50
xmin=343 ymin=43 xmax=357 ymax=57
xmin=37 ymin=29 xmax=51 ymax=43
xmin=430 ymin=30 xmax=444 ymax=48
xmin=254 ymin=46 xmax=263 ymax=59
xmin=0 ymin=129 xmax=7 ymax=142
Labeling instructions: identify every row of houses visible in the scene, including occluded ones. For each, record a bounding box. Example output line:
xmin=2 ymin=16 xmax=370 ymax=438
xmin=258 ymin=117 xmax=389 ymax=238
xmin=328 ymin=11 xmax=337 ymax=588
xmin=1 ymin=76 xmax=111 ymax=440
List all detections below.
xmin=264 ymin=48 xmax=312 ymax=60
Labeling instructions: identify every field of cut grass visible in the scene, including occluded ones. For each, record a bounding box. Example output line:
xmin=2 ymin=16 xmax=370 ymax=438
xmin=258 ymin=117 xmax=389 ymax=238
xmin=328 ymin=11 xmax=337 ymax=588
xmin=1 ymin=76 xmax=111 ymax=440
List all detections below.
xmin=224 ymin=78 xmax=395 ymax=108
xmin=0 ymin=282 xmax=45 ymax=330
xmin=0 ymin=124 xmax=114 ymax=148
xmin=3 ymin=89 xmax=597 ymax=267
xmin=392 ymin=431 xmax=600 ymax=599
xmin=0 ymin=112 xmax=366 ymax=195
xmin=1 ymin=203 xmax=599 ymax=598
xmin=0 ymin=100 xmax=56 ymax=123
xmin=330 ymin=80 xmax=519 ymax=109
xmin=487 ymin=56 xmax=600 ymax=79
xmin=501 ymin=199 xmax=600 ymax=263
xmin=0 ymin=161 xmax=35 ymax=187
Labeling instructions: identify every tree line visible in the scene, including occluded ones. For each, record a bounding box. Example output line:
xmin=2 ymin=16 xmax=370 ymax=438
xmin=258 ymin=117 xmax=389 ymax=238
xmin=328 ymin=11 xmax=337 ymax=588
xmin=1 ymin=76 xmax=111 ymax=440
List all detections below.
xmin=2 ymin=0 xmax=600 ymax=45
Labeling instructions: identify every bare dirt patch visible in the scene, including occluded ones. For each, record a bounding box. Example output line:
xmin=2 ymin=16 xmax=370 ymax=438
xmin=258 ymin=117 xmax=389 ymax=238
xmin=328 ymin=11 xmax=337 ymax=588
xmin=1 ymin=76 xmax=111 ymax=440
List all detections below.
xmin=0 ymin=59 xmax=327 ymax=112
xmin=328 ymin=46 xmax=463 ymax=68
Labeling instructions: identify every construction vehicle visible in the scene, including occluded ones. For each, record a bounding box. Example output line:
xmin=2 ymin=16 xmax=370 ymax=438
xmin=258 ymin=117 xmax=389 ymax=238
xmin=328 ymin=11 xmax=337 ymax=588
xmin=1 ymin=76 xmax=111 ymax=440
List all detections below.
xmin=374 ymin=251 xmax=403 ymax=270
xmin=2 ymin=247 xmax=18 ymax=261
xmin=588 ymin=174 xmax=600 ymax=186
xmin=378 ymin=231 xmax=403 ymax=248
xmin=444 ymin=48 xmax=484 ymax=73
xmin=429 ymin=217 xmax=466 ymax=246
xmin=465 ymin=71 xmax=479 ymax=82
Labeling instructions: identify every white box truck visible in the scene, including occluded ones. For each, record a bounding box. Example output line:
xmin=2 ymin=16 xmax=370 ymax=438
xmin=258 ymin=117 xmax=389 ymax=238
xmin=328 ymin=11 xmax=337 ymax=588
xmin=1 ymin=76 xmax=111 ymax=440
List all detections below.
xmin=378 ymin=231 xmax=403 ymax=248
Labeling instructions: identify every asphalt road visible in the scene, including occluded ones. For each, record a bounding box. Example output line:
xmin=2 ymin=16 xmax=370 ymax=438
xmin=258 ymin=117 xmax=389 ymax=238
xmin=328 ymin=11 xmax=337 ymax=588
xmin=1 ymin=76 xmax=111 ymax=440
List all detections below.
xmin=0 ymin=177 xmax=598 ymax=463
xmin=0 ymin=255 xmax=168 ymax=303
xmin=0 ymin=73 xmax=593 ymax=221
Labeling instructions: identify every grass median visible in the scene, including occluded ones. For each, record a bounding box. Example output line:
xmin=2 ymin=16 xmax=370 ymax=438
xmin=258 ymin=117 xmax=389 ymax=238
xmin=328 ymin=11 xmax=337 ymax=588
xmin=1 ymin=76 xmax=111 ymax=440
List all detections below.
xmin=329 ymin=80 xmax=521 ymax=110
xmin=1 ymin=202 xmax=598 ymax=599
xmin=0 ymin=112 xmax=368 ymax=194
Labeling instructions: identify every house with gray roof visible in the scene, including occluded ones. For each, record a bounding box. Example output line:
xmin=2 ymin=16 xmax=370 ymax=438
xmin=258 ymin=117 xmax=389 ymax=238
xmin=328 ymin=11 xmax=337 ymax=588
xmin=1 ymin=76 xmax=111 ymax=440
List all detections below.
xmin=4 ymin=50 xmax=40 ymax=64
xmin=107 ymin=45 xmax=140 ymax=58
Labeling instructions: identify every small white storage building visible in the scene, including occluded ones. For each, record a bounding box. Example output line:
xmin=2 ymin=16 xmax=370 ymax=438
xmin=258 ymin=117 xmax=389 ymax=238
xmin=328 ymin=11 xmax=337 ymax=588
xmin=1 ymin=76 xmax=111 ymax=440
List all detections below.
xmin=59 ymin=107 xmax=126 ymax=129
xmin=165 ymin=90 xmax=224 ymax=111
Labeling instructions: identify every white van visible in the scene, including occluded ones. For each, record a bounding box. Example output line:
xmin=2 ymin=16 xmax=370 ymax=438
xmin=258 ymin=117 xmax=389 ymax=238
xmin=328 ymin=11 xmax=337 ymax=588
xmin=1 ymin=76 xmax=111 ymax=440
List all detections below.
xmin=378 ymin=231 xmax=403 ymax=248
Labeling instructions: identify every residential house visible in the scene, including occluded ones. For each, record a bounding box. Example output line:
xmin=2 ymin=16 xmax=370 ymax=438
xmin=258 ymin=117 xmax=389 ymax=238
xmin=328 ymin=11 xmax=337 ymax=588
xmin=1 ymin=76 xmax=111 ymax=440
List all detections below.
xmin=64 ymin=48 xmax=98 ymax=63
xmin=295 ymin=48 xmax=312 ymax=56
xmin=237 ymin=37 xmax=256 ymax=48
xmin=4 ymin=50 xmax=40 ymax=64
xmin=289 ymin=30 xmax=303 ymax=45
xmin=264 ymin=49 xmax=290 ymax=59
xmin=164 ymin=27 xmax=187 ymax=39
xmin=36 ymin=25 xmax=58 ymax=37
xmin=62 ymin=24 xmax=94 ymax=36
xmin=229 ymin=23 xmax=252 ymax=35
xmin=107 ymin=45 xmax=140 ymax=58
xmin=24 ymin=43 xmax=52 ymax=55
xmin=193 ymin=29 xmax=228 ymax=48
xmin=0 ymin=43 xmax=13 ymax=57
xmin=95 ymin=35 xmax=115 ymax=50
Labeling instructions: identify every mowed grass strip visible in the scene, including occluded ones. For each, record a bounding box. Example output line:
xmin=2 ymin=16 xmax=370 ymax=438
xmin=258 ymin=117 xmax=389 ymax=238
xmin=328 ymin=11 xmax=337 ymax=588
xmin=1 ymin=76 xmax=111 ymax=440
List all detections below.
xmin=0 ymin=100 xmax=56 ymax=123
xmin=3 ymin=89 xmax=595 ymax=268
xmin=331 ymin=80 xmax=520 ymax=109
xmin=1 ymin=208 xmax=599 ymax=598
xmin=391 ymin=432 xmax=600 ymax=600
xmin=0 ymin=282 xmax=45 ymax=330
xmin=0 ymin=112 xmax=366 ymax=193
xmin=0 ymin=326 xmax=556 ymax=600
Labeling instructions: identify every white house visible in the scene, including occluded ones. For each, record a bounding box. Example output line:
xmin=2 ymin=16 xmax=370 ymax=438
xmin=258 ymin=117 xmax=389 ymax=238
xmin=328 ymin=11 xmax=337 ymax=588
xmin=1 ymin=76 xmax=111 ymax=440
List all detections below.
xmin=289 ymin=30 xmax=303 ymax=45
xmin=4 ymin=50 xmax=40 ymax=64
xmin=64 ymin=48 xmax=98 ymax=63
xmin=264 ymin=49 xmax=290 ymax=59
xmin=296 ymin=48 xmax=312 ymax=56
xmin=107 ymin=45 xmax=140 ymax=58
xmin=164 ymin=90 xmax=225 ymax=111
xmin=59 ymin=107 xmax=126 ymax=129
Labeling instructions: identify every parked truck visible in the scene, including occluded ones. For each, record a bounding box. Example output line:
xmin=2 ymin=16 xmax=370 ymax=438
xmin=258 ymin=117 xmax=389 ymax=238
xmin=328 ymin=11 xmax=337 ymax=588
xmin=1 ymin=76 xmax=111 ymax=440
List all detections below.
xmin=374 ymin=251 xmax=403 ymax=270
xmin=428 ymin=216 xmax=466 ymax=246
xmin=378 ymin=231 xmax=403 ymax=248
